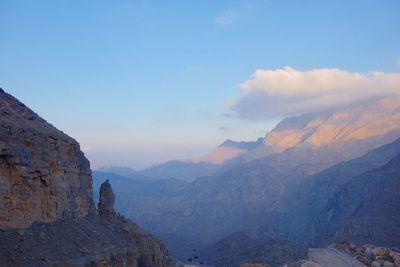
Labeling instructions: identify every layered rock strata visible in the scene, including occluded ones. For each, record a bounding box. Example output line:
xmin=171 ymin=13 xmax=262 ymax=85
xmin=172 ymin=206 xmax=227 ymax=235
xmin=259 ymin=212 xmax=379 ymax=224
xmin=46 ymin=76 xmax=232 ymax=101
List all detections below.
xmin=0 ymin=88 xmax=94 ymax=229
xmin=0 ymin=88 xmax=177 ymax=267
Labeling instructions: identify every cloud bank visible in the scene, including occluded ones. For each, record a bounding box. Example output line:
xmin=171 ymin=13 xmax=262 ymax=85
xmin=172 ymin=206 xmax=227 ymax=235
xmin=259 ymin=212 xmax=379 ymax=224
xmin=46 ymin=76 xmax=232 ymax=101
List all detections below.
xmin=227 ymin=67 xmax=400 ymax=119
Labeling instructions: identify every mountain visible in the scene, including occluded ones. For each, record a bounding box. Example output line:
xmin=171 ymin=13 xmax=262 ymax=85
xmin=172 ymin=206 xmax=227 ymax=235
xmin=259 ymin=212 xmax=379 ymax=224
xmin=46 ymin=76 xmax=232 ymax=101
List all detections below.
xmin=242 ymin=137 xmax=400 ymax=246
xmin=128 ymin=138 xmax=263 ymax=182
xmin=0 ymin=89 xmax=177 ymax=266
xmin=138 ymin=160 xmax=218 ymax=181
xmin=191 ymin=138 xmax=264 ymax=164
xmin=104 ymin=95 xmax=400 ymax=258
xmin=295 ymin=143 xmax=400 ymax=247
xmin=98 ymin=166 xmax=141 ymax=178
xmin=245 ymin=96 xmax=400 ymax=170
xmin=316 ymin=152 xmax=400 ymax=246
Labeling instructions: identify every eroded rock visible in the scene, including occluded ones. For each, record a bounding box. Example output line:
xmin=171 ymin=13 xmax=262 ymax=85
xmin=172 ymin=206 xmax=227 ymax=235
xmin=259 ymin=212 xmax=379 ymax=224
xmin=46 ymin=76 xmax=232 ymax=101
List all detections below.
xmin=0 ymin=89 xmax=178 ymax=267
xmin=0 ymin=90 xmax=94 ymax=229
xmin=98 ymin=179 xmax=116 ymax=218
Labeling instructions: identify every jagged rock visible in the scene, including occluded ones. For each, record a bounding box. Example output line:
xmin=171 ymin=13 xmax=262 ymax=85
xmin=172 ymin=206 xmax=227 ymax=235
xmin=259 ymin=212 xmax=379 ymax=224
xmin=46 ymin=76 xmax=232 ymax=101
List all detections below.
xmin=332 ymin=242 xmax=400 ymax=267
xmin=98 ymin=179 xmax=116 ymax=217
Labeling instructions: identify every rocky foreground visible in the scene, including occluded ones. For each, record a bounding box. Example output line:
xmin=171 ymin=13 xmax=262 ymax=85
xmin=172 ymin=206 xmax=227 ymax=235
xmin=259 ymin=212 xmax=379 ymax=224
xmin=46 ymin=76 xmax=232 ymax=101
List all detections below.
xmin=332 ymin=241 xmax=400 ymax=267
xmin=0 ymin=213 xmax=174 ymax=266
xmin=0 ymin=179 xmax=177 ymax=266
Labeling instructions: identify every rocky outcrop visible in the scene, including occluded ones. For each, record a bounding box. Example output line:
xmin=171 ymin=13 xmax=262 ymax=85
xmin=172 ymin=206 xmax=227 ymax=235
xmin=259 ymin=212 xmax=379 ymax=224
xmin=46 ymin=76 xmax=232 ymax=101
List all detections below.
xmin=98 ymin=179 xmax=116 ymax=218
xmin=332 ymin=241 xmax=400 ymax=267
xmin=0 ymin=89 xmax=178 ymax=267
xmin=0 ymin=214 xmax=176 ymax=267
xmin=0 ymin=89 xmax=94 ymax=229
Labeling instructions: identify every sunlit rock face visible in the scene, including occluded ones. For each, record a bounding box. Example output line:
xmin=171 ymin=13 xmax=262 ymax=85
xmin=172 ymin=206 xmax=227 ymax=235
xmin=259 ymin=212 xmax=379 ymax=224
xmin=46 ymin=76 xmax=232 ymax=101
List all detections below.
xmin=0 ymin=89 xmax=94 ymax=229
xmin=262 ymin=95 xmax=400 ymax=155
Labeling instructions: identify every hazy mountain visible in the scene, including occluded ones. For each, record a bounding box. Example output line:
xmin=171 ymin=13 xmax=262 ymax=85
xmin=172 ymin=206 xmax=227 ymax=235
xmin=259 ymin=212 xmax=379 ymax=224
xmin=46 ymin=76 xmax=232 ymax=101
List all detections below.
xmin=243 ymin=138 xmax=400 ymax=246
xmin=245 ymin=96 xmax=400 ymax=169
xmin=291 ymin=139 xmax=400 ymax=247
xmin=137 ymin=160 xmax=218 ymax=181
xmin=191 ymin=138 xmax=264 ymax=165
xmin=122 ymin=138 xmax=264 ymax=182
xmin=315 ymin=153 xmax=400 ymax=246
xmin=97 ymin=166 xmax=140 ymax=178
xmin=103 ymin=95 xmax=400 ymax=259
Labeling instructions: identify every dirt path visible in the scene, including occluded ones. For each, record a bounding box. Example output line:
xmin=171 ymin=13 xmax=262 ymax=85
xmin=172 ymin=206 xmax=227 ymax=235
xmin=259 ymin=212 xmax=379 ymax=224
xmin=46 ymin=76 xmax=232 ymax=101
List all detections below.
xmin=309 ymin=247 xmax=366 ymax=267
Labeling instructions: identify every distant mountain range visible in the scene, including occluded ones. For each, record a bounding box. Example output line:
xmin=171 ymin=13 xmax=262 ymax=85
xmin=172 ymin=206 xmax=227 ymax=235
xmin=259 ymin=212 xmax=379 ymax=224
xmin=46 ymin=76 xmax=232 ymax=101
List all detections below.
xmin=98 ymin=139 xmax=263 ymax=182
xmin=100 ymin=95 xmax=400 ymax=182
xmin=93 ymin=95 xmax=400 ymax=261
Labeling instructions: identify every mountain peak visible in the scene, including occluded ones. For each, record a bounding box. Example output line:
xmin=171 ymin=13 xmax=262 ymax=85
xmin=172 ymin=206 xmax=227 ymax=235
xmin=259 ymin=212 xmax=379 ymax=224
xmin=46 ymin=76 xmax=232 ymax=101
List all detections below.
xmin=262 ymin=95 xmax=400 ymax=155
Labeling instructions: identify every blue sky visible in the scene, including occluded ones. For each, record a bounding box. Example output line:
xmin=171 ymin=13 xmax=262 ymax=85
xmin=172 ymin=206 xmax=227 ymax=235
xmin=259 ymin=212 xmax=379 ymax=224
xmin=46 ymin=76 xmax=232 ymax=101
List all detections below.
xmin=1 ymin=0 xmax=400 ymax=169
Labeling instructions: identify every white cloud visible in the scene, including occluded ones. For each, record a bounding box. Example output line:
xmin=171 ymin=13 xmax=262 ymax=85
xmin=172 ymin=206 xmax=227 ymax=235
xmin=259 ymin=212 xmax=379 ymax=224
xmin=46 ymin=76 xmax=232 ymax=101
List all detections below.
xmin=227 ymin=67 xmax=400 ymax=119
xmin=215 ymin=9 xmax=241 ymax=26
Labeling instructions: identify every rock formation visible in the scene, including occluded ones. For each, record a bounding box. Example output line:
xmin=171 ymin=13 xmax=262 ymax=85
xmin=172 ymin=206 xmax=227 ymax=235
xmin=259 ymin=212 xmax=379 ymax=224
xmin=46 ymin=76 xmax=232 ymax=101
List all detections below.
xmin=0 ymin=88 xmax=94 ymax=229
xmin=331 ymin=241 xmax=400 ymax=267
xmin=0 ymin=88 xmax=178 ymax=267
xmin=98 ymin=179 xmax=116 ymax=218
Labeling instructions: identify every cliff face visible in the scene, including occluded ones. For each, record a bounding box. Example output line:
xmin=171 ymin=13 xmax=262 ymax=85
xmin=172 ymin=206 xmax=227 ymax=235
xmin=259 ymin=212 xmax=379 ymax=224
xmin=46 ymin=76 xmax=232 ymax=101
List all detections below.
xmin=0 ymin=89 xmax=94 ymax=229
xmin=0 ymin=89 xmax=177 ymax=267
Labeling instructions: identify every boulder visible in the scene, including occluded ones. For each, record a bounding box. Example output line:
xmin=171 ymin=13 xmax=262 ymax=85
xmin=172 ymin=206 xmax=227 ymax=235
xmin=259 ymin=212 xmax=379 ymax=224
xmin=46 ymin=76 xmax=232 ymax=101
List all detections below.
xmin=373 ymin=247 xmax=391 ymax=258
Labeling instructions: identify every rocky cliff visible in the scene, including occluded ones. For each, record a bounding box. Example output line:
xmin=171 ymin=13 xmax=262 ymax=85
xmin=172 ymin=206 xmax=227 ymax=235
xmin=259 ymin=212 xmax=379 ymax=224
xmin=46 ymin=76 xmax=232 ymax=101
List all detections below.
xmin=0 ymin=89 xmax=177 ymax=267
xmin=0 ymin=88 xmax=94 ymax=229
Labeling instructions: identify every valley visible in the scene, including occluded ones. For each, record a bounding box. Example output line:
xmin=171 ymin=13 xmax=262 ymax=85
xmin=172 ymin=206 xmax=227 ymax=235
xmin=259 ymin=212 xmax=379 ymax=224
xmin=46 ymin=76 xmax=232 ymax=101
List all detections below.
xmin=92 ymin=95 xmax=400 ymax=265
